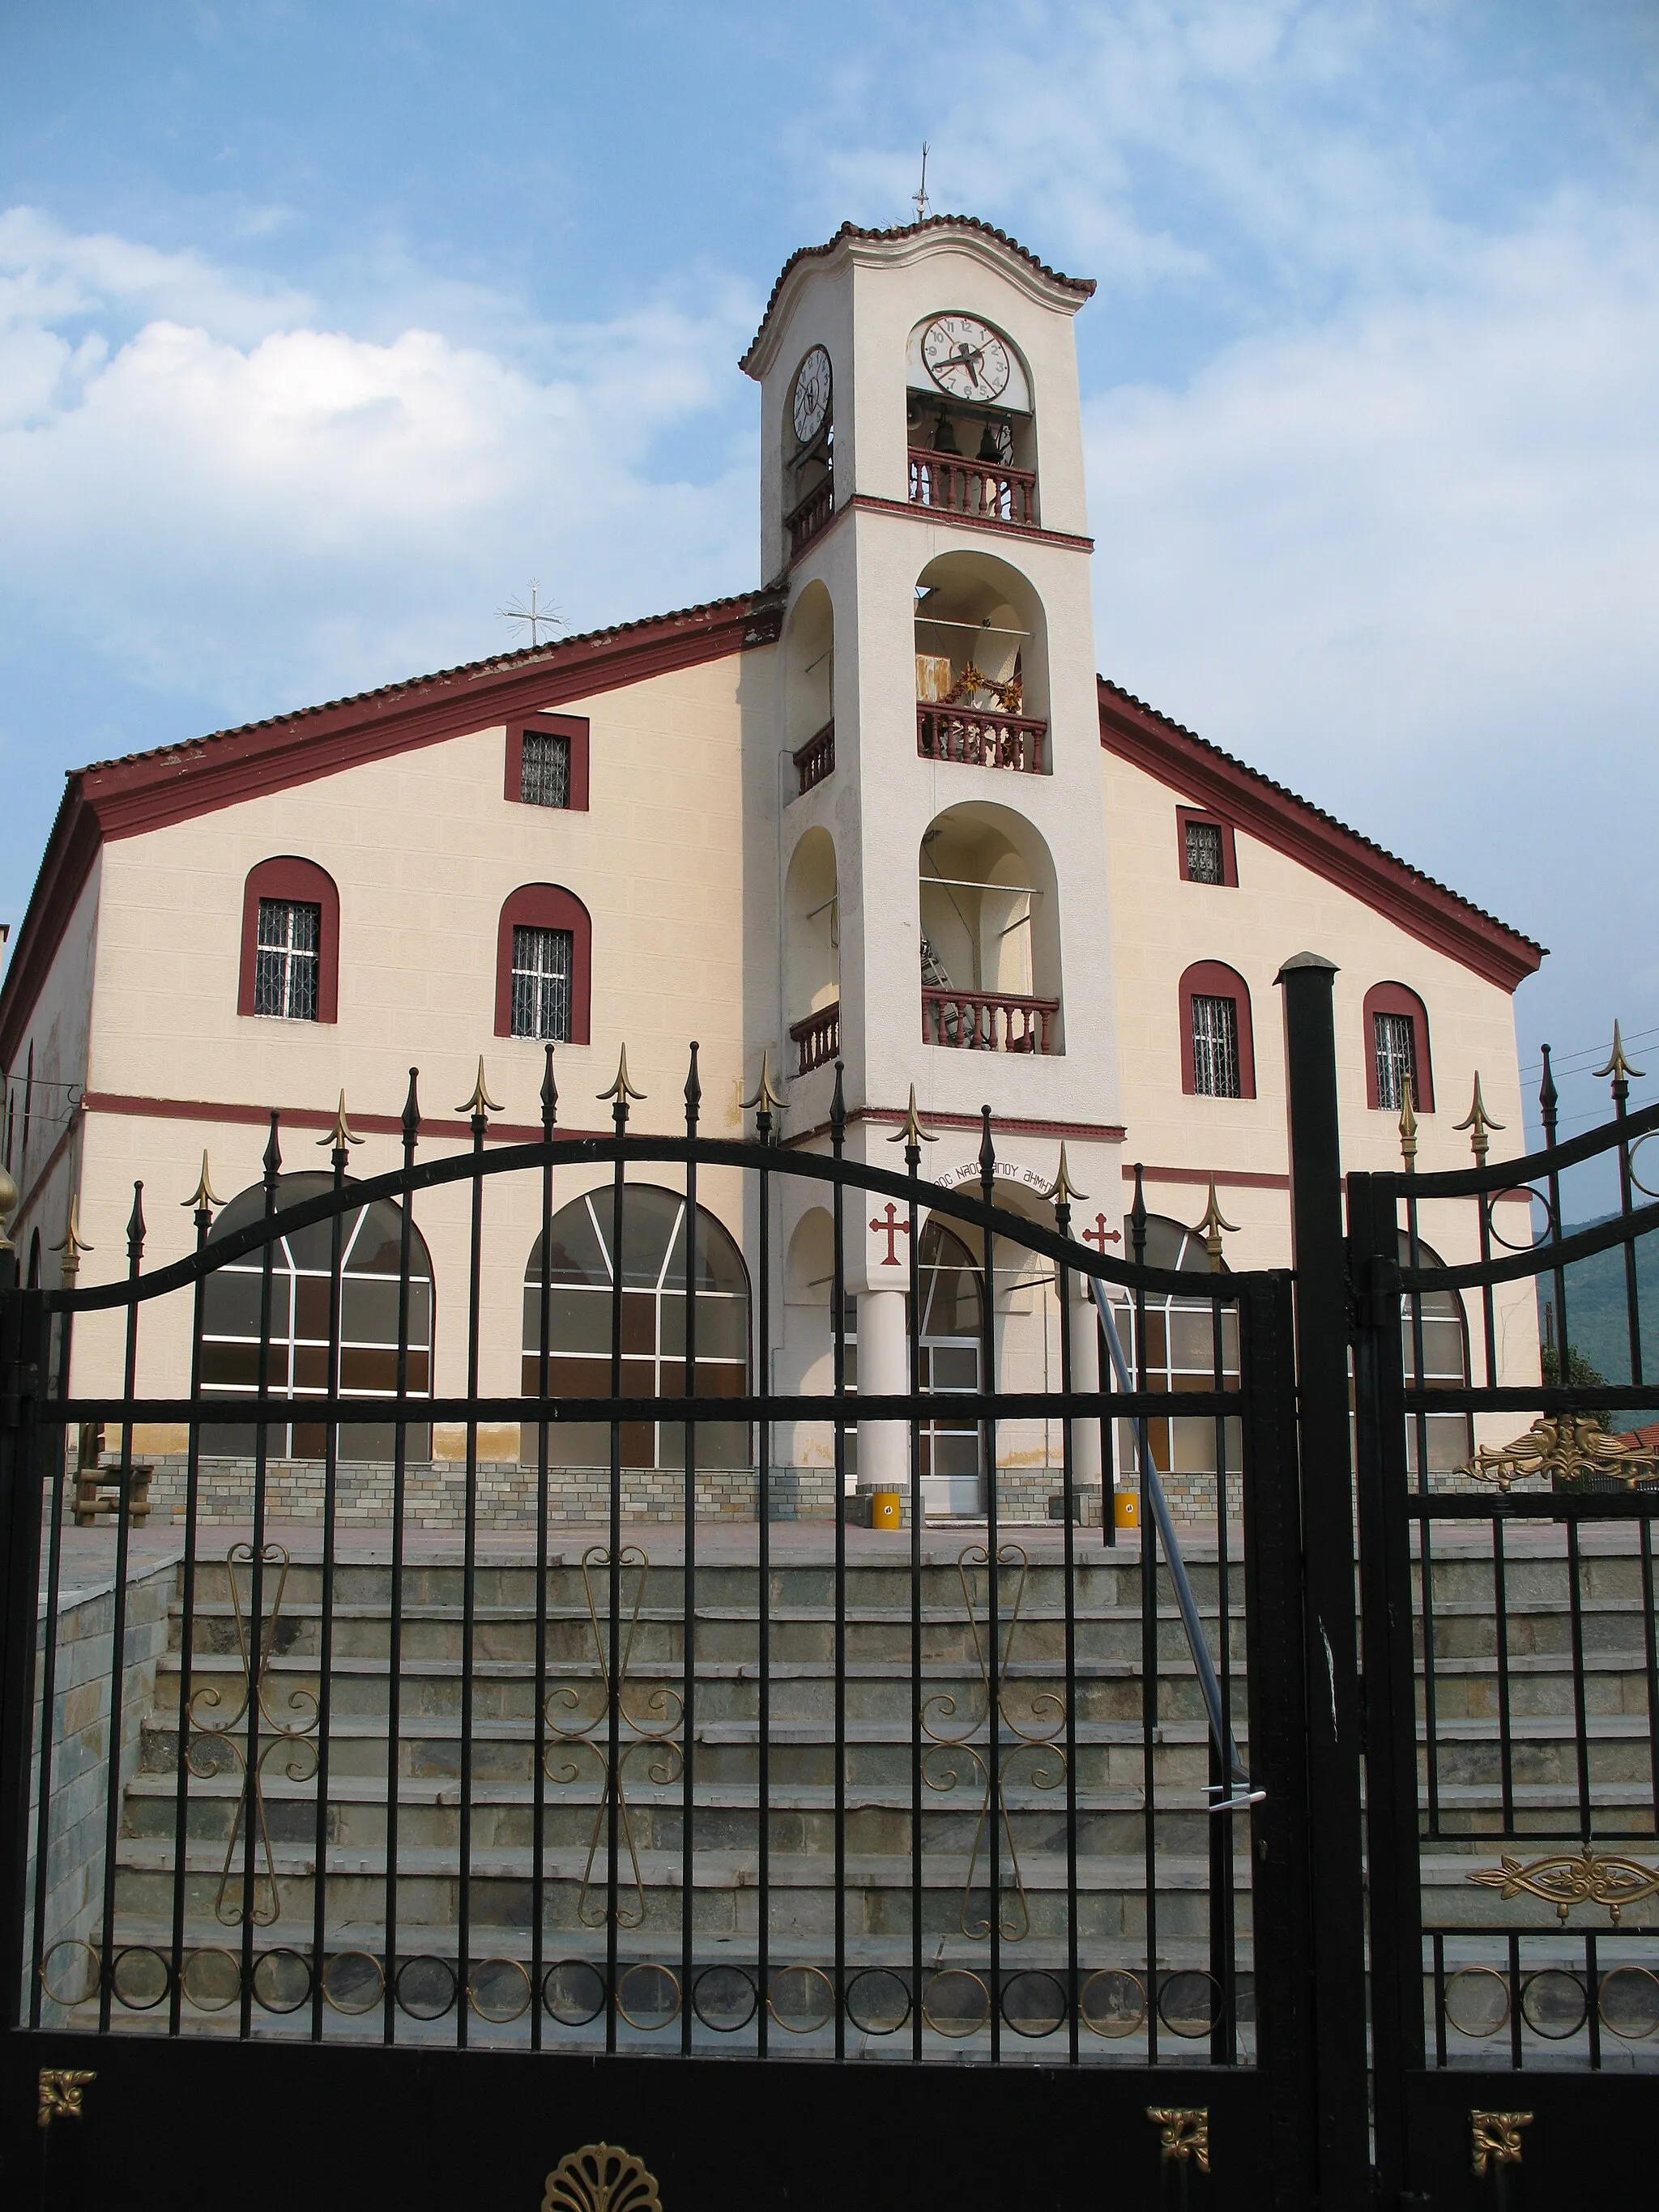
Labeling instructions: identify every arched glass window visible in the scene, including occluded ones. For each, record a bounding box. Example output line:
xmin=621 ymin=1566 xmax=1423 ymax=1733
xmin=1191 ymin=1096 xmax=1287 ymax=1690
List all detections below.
xmin=1105 ymin=1214 xmax=1241 ymax=1480
xmin=1400 ymin=1230 xmax=1470 ymax=1473
xmin=916 ymin=1219 xmax=987 ymax=1516
xmin=522 ymin=1185 xmax=749 ymax=1470
xmin=201 ymin=1172 xmax=433 ymax=1460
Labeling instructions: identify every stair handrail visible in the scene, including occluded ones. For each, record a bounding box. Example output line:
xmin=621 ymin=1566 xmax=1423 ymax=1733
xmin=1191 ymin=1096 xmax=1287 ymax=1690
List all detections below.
xmin=1088 ymin=1275 xmax=1262 ymax=1814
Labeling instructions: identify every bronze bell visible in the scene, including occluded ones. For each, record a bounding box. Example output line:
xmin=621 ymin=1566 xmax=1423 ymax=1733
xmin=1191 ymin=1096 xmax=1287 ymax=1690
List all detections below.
xmin=977 ymin=417 xmax=1003 ymax=462
xmin=932 ymin=408 xmax=959 ymax=454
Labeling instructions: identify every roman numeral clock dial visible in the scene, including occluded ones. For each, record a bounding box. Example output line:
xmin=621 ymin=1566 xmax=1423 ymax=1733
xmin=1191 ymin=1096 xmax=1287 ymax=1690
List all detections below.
xmin=921 ymin=313 xmax=1011 ymax=402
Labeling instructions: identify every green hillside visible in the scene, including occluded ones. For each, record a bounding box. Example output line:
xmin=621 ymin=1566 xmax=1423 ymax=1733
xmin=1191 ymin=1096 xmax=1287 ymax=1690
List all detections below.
xmin=1537 ymin=1218 xmax=1659 ymax=1426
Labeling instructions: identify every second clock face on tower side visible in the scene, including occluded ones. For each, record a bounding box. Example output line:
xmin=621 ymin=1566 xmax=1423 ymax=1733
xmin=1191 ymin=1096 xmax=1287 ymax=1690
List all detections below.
xmin=791 ymin=346 xmax=832 ymax=446
xmin=921 ymin=314 xmax=1011 ymax=403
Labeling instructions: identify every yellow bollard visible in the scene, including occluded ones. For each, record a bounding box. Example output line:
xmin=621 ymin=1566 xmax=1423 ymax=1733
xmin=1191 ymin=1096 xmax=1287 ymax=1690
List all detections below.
xmin=871 ymin=1490 xmax=902 ymax=1530
xmin=1112 ymin=1489 xmax=1140 ymax=1530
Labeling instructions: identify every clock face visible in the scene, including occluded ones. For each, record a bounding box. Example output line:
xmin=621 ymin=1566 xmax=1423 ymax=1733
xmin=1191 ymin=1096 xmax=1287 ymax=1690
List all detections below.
xmin=791 ymin=346 xmax=832 ymax=445
xmin=922 ymin=314 xmax=1011 ymax=403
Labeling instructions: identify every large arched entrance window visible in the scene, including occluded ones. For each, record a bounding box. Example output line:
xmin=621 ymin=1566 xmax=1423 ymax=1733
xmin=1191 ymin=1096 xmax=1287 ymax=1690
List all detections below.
xmin=917 ymin=1218 xmax=987 ymax=1516
xmin=1399 ymin=1231 xmax=1471 ymax=1474
xmin=201 ymin=1173 xmax=433 ymax=1460
xmin=1103 ymin=1215 xmax=1240 ymax=1481
xmin=522 ymin=1185 xmax=749 ymax=1470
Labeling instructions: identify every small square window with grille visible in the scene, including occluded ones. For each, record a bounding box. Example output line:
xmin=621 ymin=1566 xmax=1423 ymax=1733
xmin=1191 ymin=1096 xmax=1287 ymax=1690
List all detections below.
xmin=1374 ymin=1012 xmax=1418 ymax=1112
xmin=511 ymin=924 xmax=574 ymax=1041
xmin=1184 ymin=819 xmax=1225 ymax=884
xmin=1192 ymin=994 xmax=1241 ymax=1097
xmin=254 ymin=898 xmax=321 ymax=1021
xmin=519 ymin=731 xmax=571 ymax=808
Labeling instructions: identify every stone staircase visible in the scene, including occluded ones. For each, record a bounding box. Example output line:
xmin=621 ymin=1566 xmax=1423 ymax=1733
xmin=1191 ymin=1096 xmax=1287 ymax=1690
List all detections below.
xmin=45 ymin=1530 xmax=1659 ymax=2056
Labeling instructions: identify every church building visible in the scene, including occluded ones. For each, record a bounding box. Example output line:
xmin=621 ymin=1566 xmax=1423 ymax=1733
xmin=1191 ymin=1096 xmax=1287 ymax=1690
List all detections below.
xmin=0 ymin=216 xmax=1543 ymax=1524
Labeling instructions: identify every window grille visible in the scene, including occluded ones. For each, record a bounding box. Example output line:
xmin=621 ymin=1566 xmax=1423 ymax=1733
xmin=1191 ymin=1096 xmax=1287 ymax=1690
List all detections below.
xmin=1192 ymin=993 xmax=1241 ymax=1097
xmin=1184 ymin=819 xmax=1225 ymax=884
xmin=510 ymin=924 xmax=574 ymax=1041
xmin=520 ymin=731 xmax=571 ymax=808
xmin=254 ymin=898 xmax=321 ymax=1021
xmin=1374 ymin=1011 xmax=1418 ymax=1111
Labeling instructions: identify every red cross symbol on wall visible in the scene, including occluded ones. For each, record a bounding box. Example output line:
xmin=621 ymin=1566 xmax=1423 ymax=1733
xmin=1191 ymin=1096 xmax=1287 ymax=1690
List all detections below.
xmin=870 ymin=1203 xmax=911 ymax=1266
xmin=1082 ymin=1213 xmax=1122 ymax=1254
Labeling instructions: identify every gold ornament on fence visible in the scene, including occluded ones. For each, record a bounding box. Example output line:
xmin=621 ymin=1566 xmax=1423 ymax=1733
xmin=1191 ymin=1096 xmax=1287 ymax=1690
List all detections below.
xmin=1147 ymin=2107 xmax=1210 ymax=2172
xmin=1456 ymin=1417 xmax=1659 ymax=1491
xmin=542 ymin=2143 xmax=662 ymax=2212
xmin=37 ymin=2069 xmax=95 ymax=2129
xmin=1467 ymin=1846 xmax=1659 ymax=1924
xmin=1469 ymin=2110 xmax=1530 ymax=2179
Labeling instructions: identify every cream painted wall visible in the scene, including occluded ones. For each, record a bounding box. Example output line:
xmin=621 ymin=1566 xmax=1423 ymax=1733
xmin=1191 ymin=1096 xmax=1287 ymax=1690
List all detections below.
xmin=8 ymin=859 xmax=100 ymax=1275
xmin=1102 ymin=745 xmax=1537 ymax=1396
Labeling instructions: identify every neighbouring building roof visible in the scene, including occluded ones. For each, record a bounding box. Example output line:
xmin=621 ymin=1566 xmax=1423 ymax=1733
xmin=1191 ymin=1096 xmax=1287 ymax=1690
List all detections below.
xmin=740 ymin=216 xmax=1097 ymax=374
xmin=1097 ymin=677 xmax=1544 ymax=994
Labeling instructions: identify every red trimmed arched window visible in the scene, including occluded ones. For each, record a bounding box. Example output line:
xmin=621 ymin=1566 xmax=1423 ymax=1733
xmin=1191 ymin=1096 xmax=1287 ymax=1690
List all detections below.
xmin=238 ymin=858 xmax=339 ymax=1024
xmin=495 ymin=884 xmax=592 ymax=1045
xmin=1179 ymin=961 xmax=1256 ymax=1099
xmin=1364 ymin=982 xmax=1434 ymax=1112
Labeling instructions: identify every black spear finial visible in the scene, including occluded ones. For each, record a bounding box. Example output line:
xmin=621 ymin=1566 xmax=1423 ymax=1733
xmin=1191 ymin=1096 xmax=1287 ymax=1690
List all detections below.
xmin=978 ymin=1103 xmax=996 ymax=1199
xmin=402 ymin=1067 xmax=422 ymax=1157
xmin=830 ymin=1060 xmax=847 ymax=1157
xmin=1131 ymin=1162 xmax=1148 ymax=1268
xmin=541 ymin=1043 xmax=558 ymax=1138
xmin=126 ymin=1181 xmax=147 ymax=1263
xmin=684 ymin=1041 xmax=702 ymax=1138
xmin=1538 ymin=1043 xmax=1558 ymax=1148
xmin=262 ymin=1111 xmax=282 ymax=1189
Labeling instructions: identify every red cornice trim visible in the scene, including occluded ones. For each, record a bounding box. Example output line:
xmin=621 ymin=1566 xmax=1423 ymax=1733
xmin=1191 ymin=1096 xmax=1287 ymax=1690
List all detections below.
xmin=795 ymin=493 xmax=1091 ymax=571
xmin=785 ymin=1107 xmax=1126 ymax=1150
xmin=1128 ymin=1163 xmax=1290 ymax=1192
xmin=1 ymin=595 xmax=782 ymax=1069
xmin=80 ymin=1090 xmax=610 ymax=1146
xmin=1098 ymin=680 xmax=1544 ymax=994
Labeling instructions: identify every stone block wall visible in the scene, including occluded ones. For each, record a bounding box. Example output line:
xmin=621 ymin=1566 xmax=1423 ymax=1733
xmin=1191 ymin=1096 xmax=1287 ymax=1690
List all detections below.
xmin=26 ymin=1553 xmax=177 ymax=2025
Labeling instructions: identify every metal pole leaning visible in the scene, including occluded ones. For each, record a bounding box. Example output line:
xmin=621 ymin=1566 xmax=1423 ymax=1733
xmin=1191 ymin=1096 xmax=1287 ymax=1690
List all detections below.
xmin=1276 ymin=951 xmax=1371 ymax=2206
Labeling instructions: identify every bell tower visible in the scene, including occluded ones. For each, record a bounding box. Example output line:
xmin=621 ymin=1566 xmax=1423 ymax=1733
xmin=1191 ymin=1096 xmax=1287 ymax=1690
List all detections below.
xmin=744 ymin=218 xmax=1120 ymax=1508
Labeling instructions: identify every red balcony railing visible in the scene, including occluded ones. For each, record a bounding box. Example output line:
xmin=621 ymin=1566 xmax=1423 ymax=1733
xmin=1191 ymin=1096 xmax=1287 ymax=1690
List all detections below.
xmin=791 ymin=1001 xmax=840 ymax=1074
xmin=916 ymin=701 xmax=1046 ymax=774
xmin=793 ymin=719 xmax=834 ymax=795
xmin=787 ymin=478 xmax=834 ymax=557
xmin=908 ymin=450 xmax=1037 ymax=528
xmin=922 ymin=988 xmax=1058 ymax=1055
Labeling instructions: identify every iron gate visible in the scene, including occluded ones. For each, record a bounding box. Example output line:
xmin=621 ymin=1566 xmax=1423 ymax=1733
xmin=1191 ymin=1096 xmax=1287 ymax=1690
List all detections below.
xmin=1352 ymin=1040 xmax=1659 ymax=2205
xmin=0 ymin=1047 xmax=1320 ymax=2210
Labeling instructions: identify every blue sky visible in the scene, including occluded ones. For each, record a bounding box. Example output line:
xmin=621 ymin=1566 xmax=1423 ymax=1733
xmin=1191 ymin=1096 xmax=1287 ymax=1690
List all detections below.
xmin=2 ymin=0 xmax=1657 ymax=1144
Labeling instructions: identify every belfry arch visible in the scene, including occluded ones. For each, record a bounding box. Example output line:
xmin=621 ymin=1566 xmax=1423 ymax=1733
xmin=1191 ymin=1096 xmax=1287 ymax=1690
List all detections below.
xmin=918 ymin=800 xmax=1062 ymax=1055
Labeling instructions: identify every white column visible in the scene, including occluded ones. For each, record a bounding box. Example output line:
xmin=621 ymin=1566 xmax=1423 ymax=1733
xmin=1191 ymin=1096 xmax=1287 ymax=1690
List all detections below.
xmin=855 ymin=1286 xmax=909 ymax=1489
xmin=1068 ymin=1275 xmax=1103 ymax=1488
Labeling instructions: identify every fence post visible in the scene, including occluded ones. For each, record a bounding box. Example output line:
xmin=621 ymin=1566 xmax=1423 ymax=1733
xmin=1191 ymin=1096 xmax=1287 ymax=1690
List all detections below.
xmin=0 ymin=1233 xmax=39 ymax=2032
xmin=1276 ymin=952 xmax=1371 ymax=2205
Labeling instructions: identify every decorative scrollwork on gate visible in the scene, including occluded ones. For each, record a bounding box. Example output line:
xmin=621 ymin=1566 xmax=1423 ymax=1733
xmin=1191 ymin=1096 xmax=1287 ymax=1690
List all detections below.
xmin=185 ymin=1544 xmax=318 ymax=1928
xmin=1456 ymin=1417 xmax=1659 ymax=1490
xmin=544 ymin=1546 xmax=683 ymax=1929
xmin=1469 ymin=2110 xmax=1531 ymax=2178
xmin=921 ymin=1544 xmax=1065 ymax=1942
xmin=1147 ymin=2107 xmax=1210 ymax=2172
xmin=1468 ymin=1846 xmax=1659 ymax=1924
xmin=542 ymin=2142 xmax=661 ymax=2212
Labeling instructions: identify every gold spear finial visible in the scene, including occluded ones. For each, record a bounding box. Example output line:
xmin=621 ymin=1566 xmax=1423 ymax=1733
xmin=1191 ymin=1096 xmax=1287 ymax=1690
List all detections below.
xmin=1192 ymin=1175 xmax=1239 ymax=1272
xmin=1398 ymin=1073 xmax=1418 ymax=1172
xmin=597 ymin=1045 xmax=646 ymax=1107
xmin=1455 ymin=1072 xmax=1504 ymax=1164
xmin=316 ymin=1090 xmax=364 ymax=1153
xmin=886 ymin=1084 xmax=936 ymax=1150
xmin=1593 ymin=1020 xmax=1646 ymax=1087
xmin=738 ymin=1046 xmax=785 ymax=1117
xmin=0 ymin=1158 xmax=18 ymax=1253
xmin=180 ymin=1152 xmax=224 ymax=1217
xmin=50 ymin=1194 xmax=94 ymax=1282
xmin=456 ymin=1056 xmax=504 ymax=1119
xmin=1041 ymin=1140 xmax=1087 ymax=1208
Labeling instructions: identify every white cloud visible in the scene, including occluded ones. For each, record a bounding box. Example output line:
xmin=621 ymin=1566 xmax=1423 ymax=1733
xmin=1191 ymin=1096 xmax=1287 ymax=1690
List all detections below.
xmin=0 ymin=208 xmax=760 ymax=718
